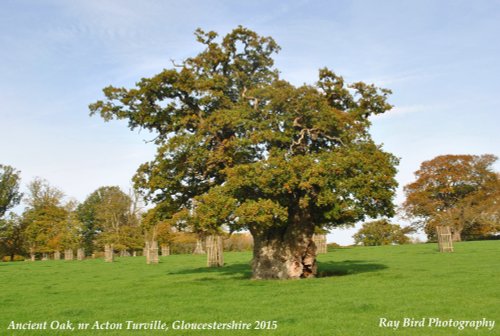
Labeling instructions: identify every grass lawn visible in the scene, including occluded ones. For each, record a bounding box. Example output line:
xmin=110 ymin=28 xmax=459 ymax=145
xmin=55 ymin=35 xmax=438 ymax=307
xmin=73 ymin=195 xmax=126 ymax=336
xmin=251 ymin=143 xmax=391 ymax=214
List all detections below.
xmin=0 ymin=241 xmax=499 ymax=335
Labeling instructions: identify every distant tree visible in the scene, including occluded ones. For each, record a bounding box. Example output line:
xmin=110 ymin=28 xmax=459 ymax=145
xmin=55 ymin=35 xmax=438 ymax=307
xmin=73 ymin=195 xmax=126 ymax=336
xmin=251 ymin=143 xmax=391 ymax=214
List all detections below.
xmin=403 ymin=154 xmax=499 ymax=241
xmin=24 ymin=177 xmax=65 ymax=209
xmin=141 ymin=205 xmax=174 ymax=246
xmin=427 ymin=174 xmax=500 ymax=240
xmin=0 ymin=213 xmax=26 ymax=260
xmin=0 ymin=164 xmax=23 ymax=218
xmin=77 ymin=188 xmax=104 ymax=253
xmin=52 ymin=200 xmax=83 ymax=252
xmin=23 ymin=178 xmax=67 ymax=254
xmin=353 ymin=219 xmax=414 ymax=246
xmin=78 ymin=186 xmax=142 ymax=252
xmin=90 ymin=26 xmax=398 ymax=279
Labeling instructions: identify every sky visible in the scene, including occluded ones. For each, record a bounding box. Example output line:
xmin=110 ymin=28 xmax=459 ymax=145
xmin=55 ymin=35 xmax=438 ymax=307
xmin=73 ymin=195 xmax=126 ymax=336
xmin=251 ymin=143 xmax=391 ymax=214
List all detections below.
xmin=1 ymin=0 xmax=499 ymax=245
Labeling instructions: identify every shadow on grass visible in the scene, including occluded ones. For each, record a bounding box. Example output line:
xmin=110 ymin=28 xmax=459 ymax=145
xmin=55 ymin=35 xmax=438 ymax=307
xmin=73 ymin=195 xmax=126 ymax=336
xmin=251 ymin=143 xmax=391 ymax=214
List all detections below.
xmin=317 ymin=259 xmax=388 ymax=277
xmin=167 ymin=263 xmax=252 ymax=280
xmin=167 ymin=259 xmax=387 ymax=280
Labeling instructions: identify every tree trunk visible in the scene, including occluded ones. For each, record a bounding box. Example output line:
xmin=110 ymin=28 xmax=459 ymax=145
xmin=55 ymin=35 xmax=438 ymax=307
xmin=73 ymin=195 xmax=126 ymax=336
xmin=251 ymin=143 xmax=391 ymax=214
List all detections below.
xmin=251 ymin=213 xmax=317 ymax=280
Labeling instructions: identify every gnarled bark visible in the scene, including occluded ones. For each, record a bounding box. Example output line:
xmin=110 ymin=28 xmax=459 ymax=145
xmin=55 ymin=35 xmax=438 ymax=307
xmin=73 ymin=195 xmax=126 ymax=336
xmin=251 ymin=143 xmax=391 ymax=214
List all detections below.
xmin=251 ymin=215 xmax=317 ymax=279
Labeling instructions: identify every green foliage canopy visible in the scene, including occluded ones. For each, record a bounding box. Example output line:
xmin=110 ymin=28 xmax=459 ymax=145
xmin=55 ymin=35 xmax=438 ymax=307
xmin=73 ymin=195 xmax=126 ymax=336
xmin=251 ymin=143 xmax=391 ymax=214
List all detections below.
xmin=78 ymin=186 xmax=142 ymax=251
xmin=0 ymin=164 xmax=23 ymax=218
xmin=90 ymin=27 xmax=398 ymax=235
xmin=353 ymin=219 xmax=414 ymax=246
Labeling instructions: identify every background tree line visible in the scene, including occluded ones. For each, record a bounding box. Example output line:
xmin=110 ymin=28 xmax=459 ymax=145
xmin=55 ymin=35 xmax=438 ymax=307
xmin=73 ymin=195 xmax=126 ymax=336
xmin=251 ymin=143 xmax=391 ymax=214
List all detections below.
xmin=0 ymin=166 xmax=254 ymax=260
xmin=0 ymin=174 xmax=145 ymax=260
xmin=1 ymin=153 xmax=499 ymax=258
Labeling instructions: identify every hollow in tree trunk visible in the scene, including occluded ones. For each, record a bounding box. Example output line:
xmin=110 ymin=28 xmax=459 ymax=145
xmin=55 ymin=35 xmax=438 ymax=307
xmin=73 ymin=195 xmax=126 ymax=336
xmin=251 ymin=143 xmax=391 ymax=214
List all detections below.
xmin=250 ymin=213 xmax=317 ymax=280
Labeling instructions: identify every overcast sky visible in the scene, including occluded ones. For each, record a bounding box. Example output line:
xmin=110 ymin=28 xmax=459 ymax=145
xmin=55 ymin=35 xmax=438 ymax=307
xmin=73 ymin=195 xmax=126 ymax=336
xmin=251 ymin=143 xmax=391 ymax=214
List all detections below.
xmin=1 ymin=0 xmax=499 ymax=245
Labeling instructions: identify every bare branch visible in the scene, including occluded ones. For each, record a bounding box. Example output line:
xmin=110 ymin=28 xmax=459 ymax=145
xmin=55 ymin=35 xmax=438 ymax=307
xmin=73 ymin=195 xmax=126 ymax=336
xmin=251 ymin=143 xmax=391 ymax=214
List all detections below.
xmin=323 ymin=134 xmax=345 ymax=146
xmin=143 ymin=134 xmax=162 ymax=144
xmin=289 ymin=120 xmax=344 ymax=153
xmin=241 ymin=86 xmax=259 ymax=110
xmin=292 ymin=117 xmax=303 ymax=128
xmin=170 ymin=58 xmax=185 ymax=68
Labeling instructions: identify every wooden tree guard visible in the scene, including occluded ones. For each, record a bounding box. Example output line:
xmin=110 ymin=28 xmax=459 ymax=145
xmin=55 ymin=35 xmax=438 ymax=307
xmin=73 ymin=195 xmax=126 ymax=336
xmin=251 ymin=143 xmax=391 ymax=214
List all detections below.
xmin=77 ymin=248 xmax=85 ymax=260
xmin=120 ymin=249 xmax=131 ymax=257
xmin=64 ymin=249 xmax=74 ymax=260
xmin=145 ymin=241 xmax=159 ymax=264
xmin=145 ymin=241 xmax=150 ymax=264
xmin=42 ymin=253 xmax=48 ymax=261
xmin=104 ymin=244 xmax=114 ymax=262
xmin=313 ymin=234 xmax=327 ymax=254
xmin=150 ymin=241 xmax=159 ymax=263
xmin=193 ymin=238 xmax=206 ymax=254
xmin=206 ymin=235 xmax=223 ymax=267
xmin=436 ymin=226 xmax=454 ymax=252
xmin=53 ymin=251 xmax=61 ymax=260
xmin=161 ymin=244 xmax=170 ymax=256
xmin=30 ymin=253 xmax=35 ymax=261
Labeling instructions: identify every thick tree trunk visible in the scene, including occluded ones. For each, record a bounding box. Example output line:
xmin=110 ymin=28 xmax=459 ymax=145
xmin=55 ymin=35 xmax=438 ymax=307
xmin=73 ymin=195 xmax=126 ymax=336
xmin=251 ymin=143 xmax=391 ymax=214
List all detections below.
xmin=251 ymin=214 xmax=317 ymax=280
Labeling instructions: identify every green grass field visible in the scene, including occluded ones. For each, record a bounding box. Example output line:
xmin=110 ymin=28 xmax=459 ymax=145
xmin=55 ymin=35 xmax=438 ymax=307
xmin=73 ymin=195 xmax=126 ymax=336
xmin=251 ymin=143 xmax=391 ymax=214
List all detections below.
xmin=1 ymin=241 xmax=499 ymax=336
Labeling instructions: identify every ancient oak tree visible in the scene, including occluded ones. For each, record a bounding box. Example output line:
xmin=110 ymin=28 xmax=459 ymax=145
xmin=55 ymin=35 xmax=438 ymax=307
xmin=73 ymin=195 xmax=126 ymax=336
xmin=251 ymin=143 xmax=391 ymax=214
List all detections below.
xmin=90 ymin=27 xmax=398 ymax=279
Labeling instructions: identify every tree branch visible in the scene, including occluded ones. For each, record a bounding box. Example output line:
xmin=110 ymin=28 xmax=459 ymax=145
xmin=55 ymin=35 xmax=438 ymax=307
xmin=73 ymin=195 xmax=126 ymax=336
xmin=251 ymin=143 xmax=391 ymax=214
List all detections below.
xmin=241 ymin=87 xmax=259 ymax=110
xmin=289 ymin=118 xmax=344 ymax=152
xmin=170 ymin=58 xmax=185 ymax=68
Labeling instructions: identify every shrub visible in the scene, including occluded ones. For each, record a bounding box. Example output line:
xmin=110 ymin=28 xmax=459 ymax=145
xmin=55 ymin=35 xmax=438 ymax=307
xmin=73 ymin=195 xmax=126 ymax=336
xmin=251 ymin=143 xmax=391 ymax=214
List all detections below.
xmin=2 ymin=255 xmax=25 ymax=262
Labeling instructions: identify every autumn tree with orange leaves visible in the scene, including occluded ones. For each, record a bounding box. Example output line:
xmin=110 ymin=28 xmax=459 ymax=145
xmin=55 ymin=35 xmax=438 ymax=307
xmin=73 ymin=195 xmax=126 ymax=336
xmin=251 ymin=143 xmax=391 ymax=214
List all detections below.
xmin=403 ymin=154 xmax=500 ymax=241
